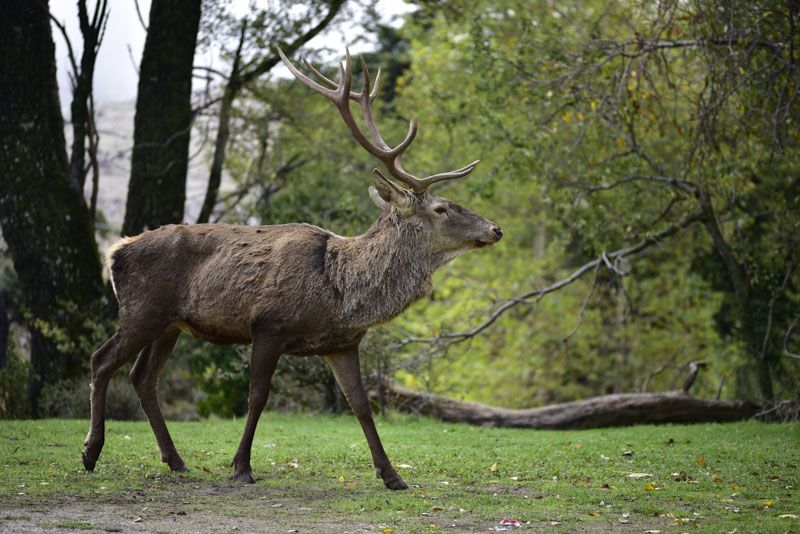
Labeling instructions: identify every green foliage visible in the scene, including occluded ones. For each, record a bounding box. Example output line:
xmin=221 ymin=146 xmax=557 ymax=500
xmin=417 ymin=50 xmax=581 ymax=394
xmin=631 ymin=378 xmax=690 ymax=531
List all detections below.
xmin=0 ymin=344 xmax=33 ymax=419
xmin=38 ymin=376 xmax=142 ymax=421
xmin=1 ymin=417 xmax=798 ymax=532
xmin=374 ymin=0 xmax=799 ymax=403
xmin=178 ymin=336 xmax=342 ymax=417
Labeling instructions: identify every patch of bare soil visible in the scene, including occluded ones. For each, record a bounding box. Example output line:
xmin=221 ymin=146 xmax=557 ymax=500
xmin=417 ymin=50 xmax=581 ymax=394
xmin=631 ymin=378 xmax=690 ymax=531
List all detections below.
xmin=1 ymin=481 xmax=669 ymax=533
xmin=0 ymin=483 xmax=374 ymax=534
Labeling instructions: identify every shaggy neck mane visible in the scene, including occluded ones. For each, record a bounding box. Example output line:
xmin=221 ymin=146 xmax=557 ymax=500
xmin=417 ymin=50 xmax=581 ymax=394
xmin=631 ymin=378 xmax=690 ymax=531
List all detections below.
xmin=326 ymin=210 xmax=436 ymax=328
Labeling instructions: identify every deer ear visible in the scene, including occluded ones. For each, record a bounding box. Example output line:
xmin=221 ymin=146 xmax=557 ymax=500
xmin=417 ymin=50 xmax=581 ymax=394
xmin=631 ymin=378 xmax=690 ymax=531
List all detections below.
xmin=371 ymin=170 xmax=412 ymax=211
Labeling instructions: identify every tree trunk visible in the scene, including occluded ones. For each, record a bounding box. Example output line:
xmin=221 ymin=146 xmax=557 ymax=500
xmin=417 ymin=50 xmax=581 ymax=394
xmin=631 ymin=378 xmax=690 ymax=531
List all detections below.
xmin=122 ymin=0 xmax=201 ymax=235
xmin=370 ymin=382 xmax=759 ymax=429
xmin=696 ymin=188 xmax=774 ymax=401
xmin=0 ymin=1 xmax=104 ymax=411
xmin=0 ymin=295 xmax=8 ymax=369
xmin=197 ymin=78 xmax=238 ymax=224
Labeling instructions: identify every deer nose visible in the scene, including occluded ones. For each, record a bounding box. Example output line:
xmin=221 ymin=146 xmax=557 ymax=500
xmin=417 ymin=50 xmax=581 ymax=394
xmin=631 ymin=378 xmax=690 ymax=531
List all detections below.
xmin=491 ymin=226 xmax=503 ymax=240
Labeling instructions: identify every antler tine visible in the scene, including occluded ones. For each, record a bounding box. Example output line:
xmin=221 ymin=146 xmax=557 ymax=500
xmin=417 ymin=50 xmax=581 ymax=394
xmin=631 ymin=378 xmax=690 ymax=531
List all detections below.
xmin=302 ymin=58 xmax=338 ymax=90
xmin=339 ymin=49 xmax=353 ymax=102
xmin=419 ymin=160 xmax=481 ymax=187
xmin=369 ymin=67 xmax=381 ymax=103
xmin=303 ymin=57 xmax=381 ymax=104
xmin=358 ymin=56 xmax=390 ymax=150
xmin=277 ymin=47 xmax=336 ymax=99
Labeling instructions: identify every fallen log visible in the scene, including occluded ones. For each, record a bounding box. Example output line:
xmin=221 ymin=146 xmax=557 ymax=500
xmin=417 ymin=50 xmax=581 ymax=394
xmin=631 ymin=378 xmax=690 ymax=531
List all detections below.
xmin=369 ymin=382 xmax=759 ymax=429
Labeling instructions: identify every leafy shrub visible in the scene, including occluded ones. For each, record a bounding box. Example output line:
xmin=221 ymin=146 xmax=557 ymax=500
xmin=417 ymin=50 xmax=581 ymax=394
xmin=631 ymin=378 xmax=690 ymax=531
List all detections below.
xmin=39 ymin=375 xmax=143 ymax=420
xmin=0 ymin=346 xmax=33 ymax=419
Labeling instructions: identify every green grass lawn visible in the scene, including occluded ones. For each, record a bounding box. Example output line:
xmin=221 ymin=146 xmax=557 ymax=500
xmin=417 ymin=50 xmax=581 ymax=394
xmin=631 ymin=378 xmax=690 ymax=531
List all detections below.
xmin=1 ymin=415 xmax=798 ymax=532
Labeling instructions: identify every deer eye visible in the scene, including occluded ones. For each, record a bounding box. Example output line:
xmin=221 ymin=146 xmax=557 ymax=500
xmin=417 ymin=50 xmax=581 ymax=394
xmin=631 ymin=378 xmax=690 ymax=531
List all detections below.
xmin=433 ymin=206 xmax=447 ymax=214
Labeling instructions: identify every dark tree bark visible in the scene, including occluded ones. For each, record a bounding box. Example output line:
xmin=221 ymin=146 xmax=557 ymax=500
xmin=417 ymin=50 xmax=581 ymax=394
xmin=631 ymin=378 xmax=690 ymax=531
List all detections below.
xmin=123 ymin=0 xmax=201 ymax=235
xmin=0 ymin=295 xmax=8 ymax=369
xmin=370 ymin=383 xmax=759 ymax=429
xmin=0 ymin=1 xmax=104 ymax=410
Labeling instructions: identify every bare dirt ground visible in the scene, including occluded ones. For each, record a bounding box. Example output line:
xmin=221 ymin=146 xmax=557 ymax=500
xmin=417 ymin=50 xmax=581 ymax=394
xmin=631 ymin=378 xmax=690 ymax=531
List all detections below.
xmin=2 ymin=483 xmax=377 ymax=534
xmin=1 ymin=484 xmax=667 ymax=534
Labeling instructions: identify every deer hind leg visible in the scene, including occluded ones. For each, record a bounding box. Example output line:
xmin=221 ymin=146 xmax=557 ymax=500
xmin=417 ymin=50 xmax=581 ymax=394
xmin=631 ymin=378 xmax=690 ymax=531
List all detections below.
xmin=231 ymin=335 xmax=282 ymax=483
xmin=130 ymin=325 xmax=186 ymax=471
xmin=325 ymin=349 xmax=407 ymax=490
xmin=83 ymin=322 xmax=167 ymax=471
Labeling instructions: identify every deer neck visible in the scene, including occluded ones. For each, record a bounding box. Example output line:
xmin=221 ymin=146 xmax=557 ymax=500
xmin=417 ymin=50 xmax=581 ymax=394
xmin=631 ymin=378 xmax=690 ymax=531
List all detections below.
xmin=328 ymin=211 xmax=437 ymax=328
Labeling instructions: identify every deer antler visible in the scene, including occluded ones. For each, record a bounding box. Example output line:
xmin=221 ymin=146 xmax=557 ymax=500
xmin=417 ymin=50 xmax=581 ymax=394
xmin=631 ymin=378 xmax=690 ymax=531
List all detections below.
xmin=278 ymin=48 xmax=480 ymax=193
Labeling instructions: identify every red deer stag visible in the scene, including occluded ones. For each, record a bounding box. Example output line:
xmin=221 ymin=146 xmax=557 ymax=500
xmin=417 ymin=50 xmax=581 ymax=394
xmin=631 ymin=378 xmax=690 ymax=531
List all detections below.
xmin=82 ymin=49 xmax=502 ymax=490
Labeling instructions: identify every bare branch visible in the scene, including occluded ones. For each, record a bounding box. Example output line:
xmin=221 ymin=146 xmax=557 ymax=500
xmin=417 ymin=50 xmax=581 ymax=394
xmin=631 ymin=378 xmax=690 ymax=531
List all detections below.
xmin=49 ymin=15 xmax=79 ymax=87
xmin=238 ymin=0 xmax=346 ymax=86
xmin=760 ymin=256 xmax=799 ymax=362
xmin=784 ymin=315 xmax=800 ymax=360
xmin=563 ymin=263 xmax=600 ymax=342
xmin=127 ymin=44 xmax=140 ymax=76
xmin=399 ymin=211 xmax=705 ymax=347
xmin=572 ymin=174 xmax=697 ymax=196
xmin=133 ymin=0 xmax=148 ymax=32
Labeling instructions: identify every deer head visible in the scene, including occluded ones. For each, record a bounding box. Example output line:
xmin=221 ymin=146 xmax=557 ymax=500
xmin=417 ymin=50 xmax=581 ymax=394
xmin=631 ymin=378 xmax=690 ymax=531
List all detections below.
xmin=278 ymin=48 xmax=503 ymax=258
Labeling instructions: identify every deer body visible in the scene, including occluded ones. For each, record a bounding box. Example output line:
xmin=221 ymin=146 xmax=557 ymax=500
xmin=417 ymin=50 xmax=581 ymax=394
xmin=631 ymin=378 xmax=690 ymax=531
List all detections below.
xmin=110 ymin=215 xmax=439 ymax=354
xmin=83 ymin=50 xmax=501 ymax=489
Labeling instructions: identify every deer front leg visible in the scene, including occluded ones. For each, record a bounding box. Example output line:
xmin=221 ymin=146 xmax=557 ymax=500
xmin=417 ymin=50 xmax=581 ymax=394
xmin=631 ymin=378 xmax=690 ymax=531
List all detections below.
xmin=325 ymin=349 xmax=408 ymax=490
xmin=231 ymin=335 xmax=282 ymax=483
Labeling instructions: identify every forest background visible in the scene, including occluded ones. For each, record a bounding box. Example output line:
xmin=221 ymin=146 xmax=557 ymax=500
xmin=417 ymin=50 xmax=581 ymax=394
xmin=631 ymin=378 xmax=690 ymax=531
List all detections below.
xmin=1 ymin=0 xmax=798 ymax=421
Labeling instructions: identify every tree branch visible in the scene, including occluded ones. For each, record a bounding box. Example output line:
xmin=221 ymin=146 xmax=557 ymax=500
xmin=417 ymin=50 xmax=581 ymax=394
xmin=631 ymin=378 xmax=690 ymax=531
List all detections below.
xmin=572 ymin=174 xmax=697 ymax=196
xmin=398 ymin=210 xmax=704 ymax=347
xmin=133 ymin=0 xmax=148 ymax=32
xmin=784 ymin=315 xmax=800 ymax=359
xmin=237 ymin=0 xmax=346 ymax=86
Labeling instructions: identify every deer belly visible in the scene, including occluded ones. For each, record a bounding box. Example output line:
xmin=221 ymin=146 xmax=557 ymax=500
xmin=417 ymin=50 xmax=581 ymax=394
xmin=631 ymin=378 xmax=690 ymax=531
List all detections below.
xmin=284 ymin=328 xmax=366 ymax=356
xmin=176 ymin=318 xmax=251 ymax=345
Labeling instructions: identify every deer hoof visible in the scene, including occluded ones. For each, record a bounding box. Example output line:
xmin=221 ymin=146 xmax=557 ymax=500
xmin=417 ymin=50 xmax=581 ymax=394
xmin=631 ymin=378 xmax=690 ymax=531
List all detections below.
xmin=82 ymin=451 xmax=96 ymax=472
xmin=169 ymin=463 xmax=190 ymax=473
xmin=232 ymin=471 xmax=255 ymax=484
xmin=384 ymin=477 xmax=408 ymax=490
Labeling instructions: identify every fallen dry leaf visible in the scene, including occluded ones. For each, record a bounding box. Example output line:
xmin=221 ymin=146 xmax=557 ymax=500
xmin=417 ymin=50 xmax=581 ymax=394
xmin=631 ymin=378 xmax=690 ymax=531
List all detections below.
xmin=644 ymin=483 xmax=656 ymax=491
xmin=628 ymin=472 xmax=652 ymax=479
xmin=491 ymin=463 xmax=498 ymax=472
xmin=779 ymin=514 xmax=799 ymax=519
